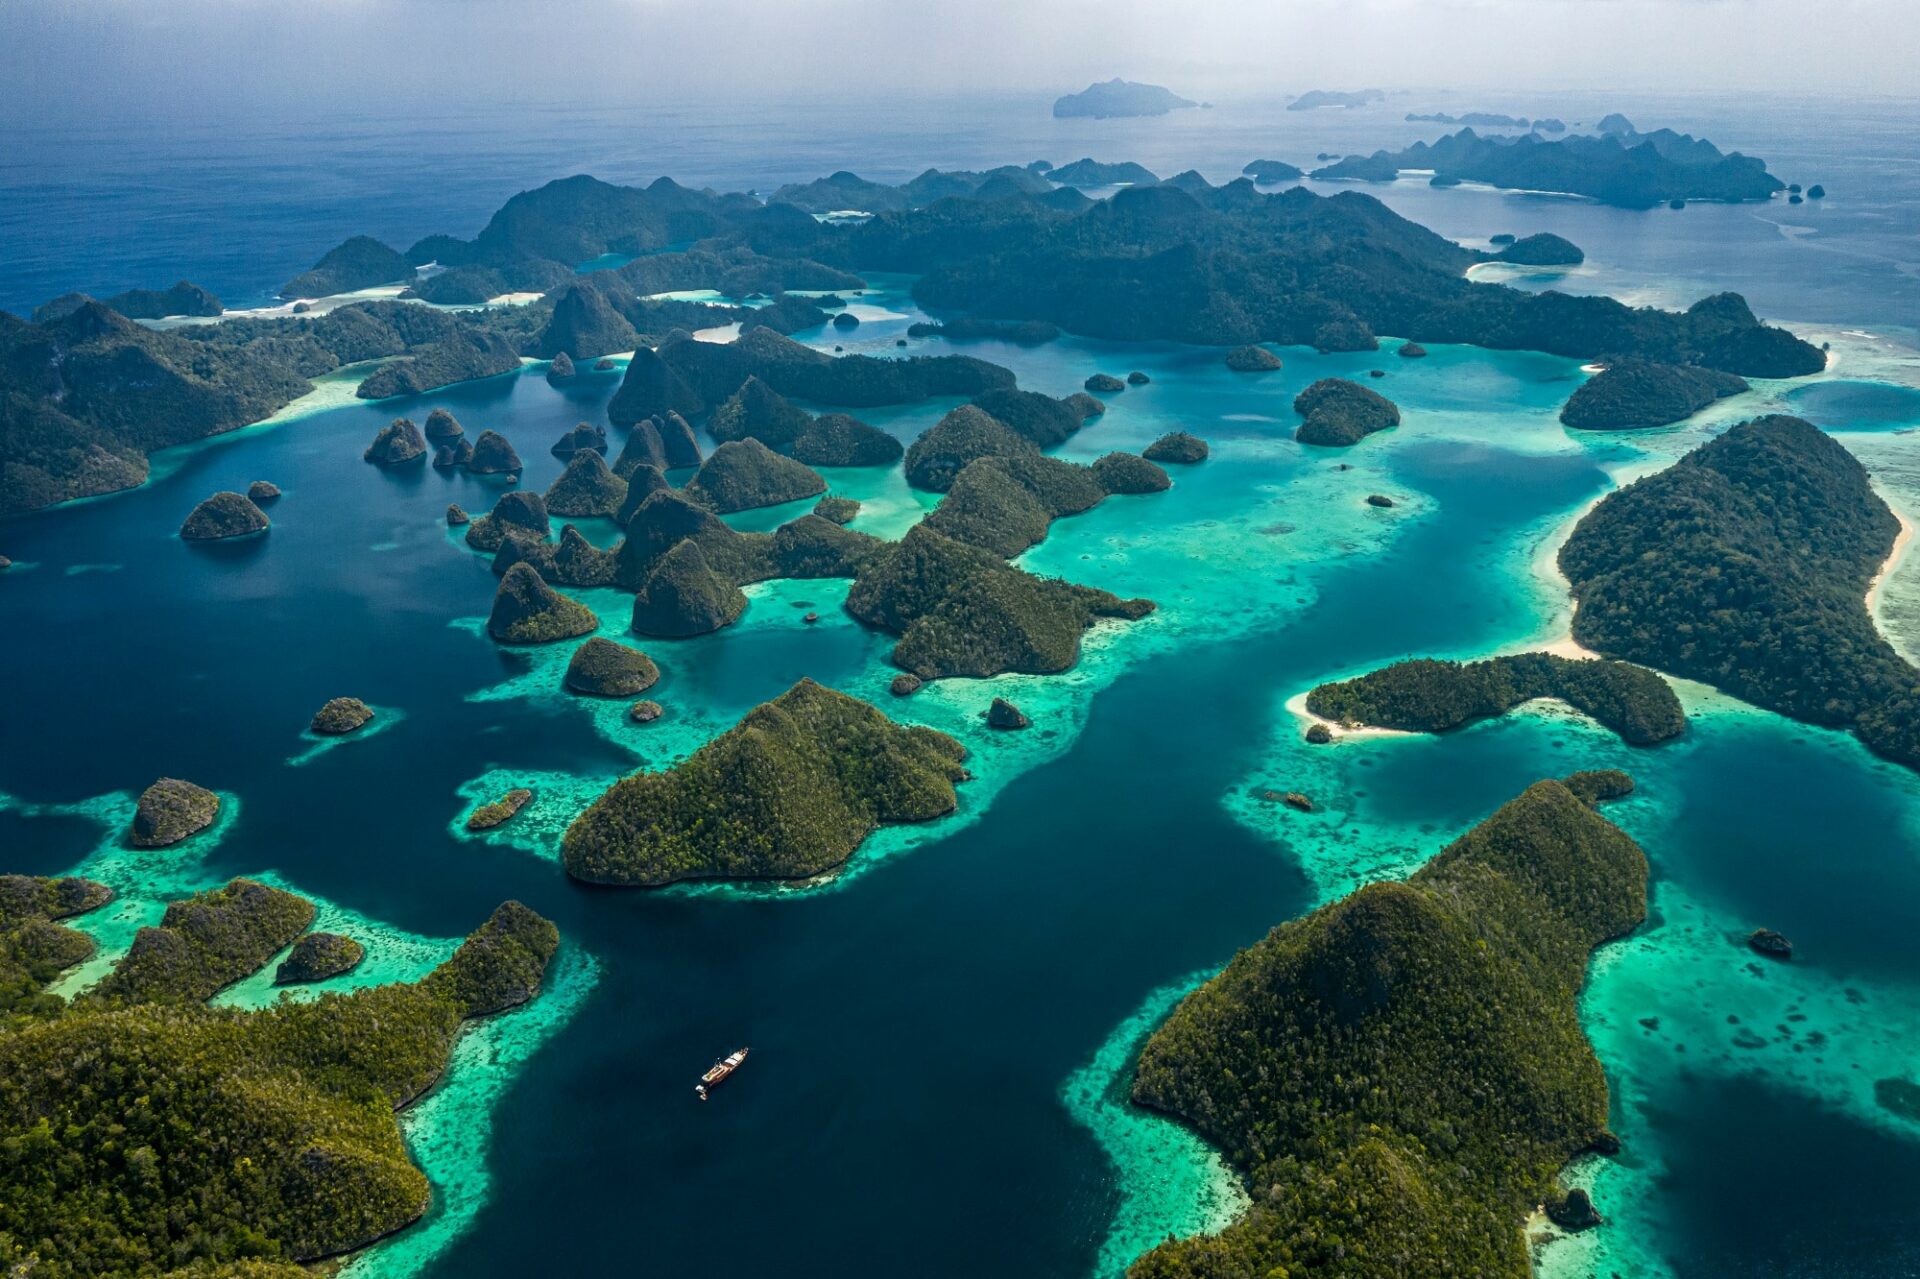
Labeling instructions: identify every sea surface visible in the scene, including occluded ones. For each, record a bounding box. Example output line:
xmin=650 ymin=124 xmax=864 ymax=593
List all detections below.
xmin=3 ymin=91 xmax=1920 ymax=1278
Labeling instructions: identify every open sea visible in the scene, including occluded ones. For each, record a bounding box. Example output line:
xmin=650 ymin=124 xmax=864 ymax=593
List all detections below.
xmin=3 ymin=90 xmax=1919 ymax=1278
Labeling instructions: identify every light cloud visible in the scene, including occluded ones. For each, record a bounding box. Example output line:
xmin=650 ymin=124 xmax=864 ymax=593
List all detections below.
xmin=1 ymin=0 xmax=1913 ymax=124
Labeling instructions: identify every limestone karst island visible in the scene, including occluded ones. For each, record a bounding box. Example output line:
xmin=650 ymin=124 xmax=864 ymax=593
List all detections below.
xmin=2 ymin=2 xmax=1917 ymax=1277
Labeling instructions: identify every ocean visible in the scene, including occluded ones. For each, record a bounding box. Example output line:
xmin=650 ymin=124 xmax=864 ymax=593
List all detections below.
xmin=2 ymin=90 xmax=1919 ymax=1278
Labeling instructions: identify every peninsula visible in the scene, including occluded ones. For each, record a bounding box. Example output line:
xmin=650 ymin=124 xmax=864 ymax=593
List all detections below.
xmin=1129 ymin=776 xmax=1647 ymax=1276
xmin=1560 ymin=415 xmax=1920 ymax=769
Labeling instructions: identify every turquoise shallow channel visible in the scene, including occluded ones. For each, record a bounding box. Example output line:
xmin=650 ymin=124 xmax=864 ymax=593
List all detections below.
xmin=4 ymin=263 xmax=1920 ymax=1278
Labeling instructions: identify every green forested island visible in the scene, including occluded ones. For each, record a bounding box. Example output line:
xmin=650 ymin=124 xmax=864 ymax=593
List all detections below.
xmin=1128 ymin=776 xmax=1648 ymax=1278
xmin=4 ymin=164 xmax=1829 ymax=515
xmin=1293 ymin=378 xmax=1401 ymax=447
xmin=1560 ymin=361 xmax=1749 ymax=430
xmin=1562 ymin=415 xmax=1920 ymax=769
xmin=0 ymin=876 xmax=560 ymax=1276
xmin=563 ymin=679 xmax=969 ymax=885
xmin=1307 ymin=652 xmax=1686 ymax=744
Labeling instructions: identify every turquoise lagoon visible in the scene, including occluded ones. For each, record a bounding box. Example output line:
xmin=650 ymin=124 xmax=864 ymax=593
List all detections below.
xmin=2 ymin=271 xmax=1920 ymax=1277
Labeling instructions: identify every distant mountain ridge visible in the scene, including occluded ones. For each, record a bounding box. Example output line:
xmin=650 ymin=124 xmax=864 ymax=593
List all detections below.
xmin=1312 ymin=117 xmax=1784 ymax=207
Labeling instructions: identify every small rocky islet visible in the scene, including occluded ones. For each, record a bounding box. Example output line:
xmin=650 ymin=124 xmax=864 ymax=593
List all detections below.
xmin=309 ymin=696 xmax=375 ymax=735
xmin=130 ymin=777 xmax=220 ymax=847
xmin=180 ymin=491 xmax=269 ymax=541
xmin=274 ymin=930 xmax=367 ymax=984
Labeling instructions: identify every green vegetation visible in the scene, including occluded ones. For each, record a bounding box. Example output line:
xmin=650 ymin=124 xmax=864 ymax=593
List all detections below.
xmin=1561 ymin=414 xmax=1920 ymax=769
xmin=464 ymin=491 xmax=550 ymax=553
xmin=563 ymin=679 xmax=969 ymax=885
xmin=1560 ymin=361 xmax=1748 ymax=430
xmin=467 ymin=788 xmax=533 ymax=831
xmin=969 ymin=388 xmax=1085 ymax=448
xmin=281 ymin=235 xmax=415 ymax=298
xmin=814 ymin=495 xmax=862 ymax=525
xmin=487 ymin=563 xmax=599 ymax=644
xmin=923 ymin=454 xmax=1108 ymax=557
xmin=630 ymin=540 xmax=748 ymax=638
xmin=1306 ymin=652 xmax=1686 ymax=744
xmin=309 ymin=697 xmax=374 ymax=735
xmin=564 ymin=637 xmax=660 ymax=697
xmin=130 ymin=778 xmax=220 ymax=848
xmin=1048 ymin=159 xmax=1161 ymax=186
xmin=1243 ymin=159 xmax=1304 ymax=182
xmin=1225 ymin=345 xmax=1283 ymax=372
xmin=791 ymin=413 xmax=903 ymax=467
xmin=1129 ymin=777 xmax=1648 ymax=1279
xmin=768 ymin=513 xmax=886 ymax=579
xmin=530 ymin=283 xmax=639 ymax=360
xmin=362 ymin=417 xmax=426 ymax=465
xmin=544 ymin=449 xmax=628 ymax=518
xmin=1143 ymin=432 xmax=1209 ymax=463
xmin=274 ymin=932 xmax=366 ymax=985
xmin=1293 ymin=378 xmax=1401 ymax=447
xmin=846 ymin=184 xmax=1821 ymax=372
xmin=708 ymin=376 xmax=812 ymax=449
xmin=98 ymin=280 xmax=224 ymax=320
xmin=549 ymin=423 xmax=607 ymax=458
xmin=683 ymin=438 xmax=828 ymax=514
xmin=903 ymin=405 xmax=1037 ymax=492
xmin=1494 ymin=233 xmax=1585 ymax=266
xmin=355 ymin=331 xmax=522 ymax=399
xmin=181 ymin=492 xmax=270 ymax=541
xmin=0 ymin=895 xmax=558 ymax=1274
xmin=466 ymin=429 xmax=523 ymax=474
xmin=91 ymin=878 xmax=315 ymax=1004
xmin=1092 ymin=453 xmax=1172 ymax=494
xmin=846 ymin=524 xmax=1154 ymax=679
xmin=0 ymin=875 xmax=110 ymax=1022
xmin=608 ymin=327 xmax=1011 ymax=428
xmin=492 ymin=527 xmax=616 ymax=590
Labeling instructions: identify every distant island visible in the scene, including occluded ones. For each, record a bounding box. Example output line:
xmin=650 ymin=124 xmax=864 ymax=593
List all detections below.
xmin=1288 ymin=89 xmax=1385 ymax=110
xmin=1561 ymin=414 xmax=1920 ymax=770
xmin=1052 ymin=79 xmax=1197 ymax=120
xmin=1312 ymin=119 xmax=1785 ymax=207
xmin=1129 ymin=776 xmax=1648 ymax=1276
xmin=2 ymin=162 xmax=1829 ymax=516
xmin=1406 ymin=111 xmax=1531 ymax=128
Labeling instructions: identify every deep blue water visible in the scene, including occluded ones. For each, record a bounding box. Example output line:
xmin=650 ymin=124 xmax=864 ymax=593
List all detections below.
xmin=5 ymin=90 xmax=1920 ymax=1279
xmin=3 ymin=91 xmax=1918 ymax=331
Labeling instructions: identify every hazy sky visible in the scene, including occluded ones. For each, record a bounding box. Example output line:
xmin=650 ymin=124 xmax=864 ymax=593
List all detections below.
xmin=3 ymin=0 xmax=1914 ymax=122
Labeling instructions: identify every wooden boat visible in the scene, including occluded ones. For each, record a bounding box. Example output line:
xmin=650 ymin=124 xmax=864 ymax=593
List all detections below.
xmin=696 ymin=1047 xmax=749 ymax=1100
